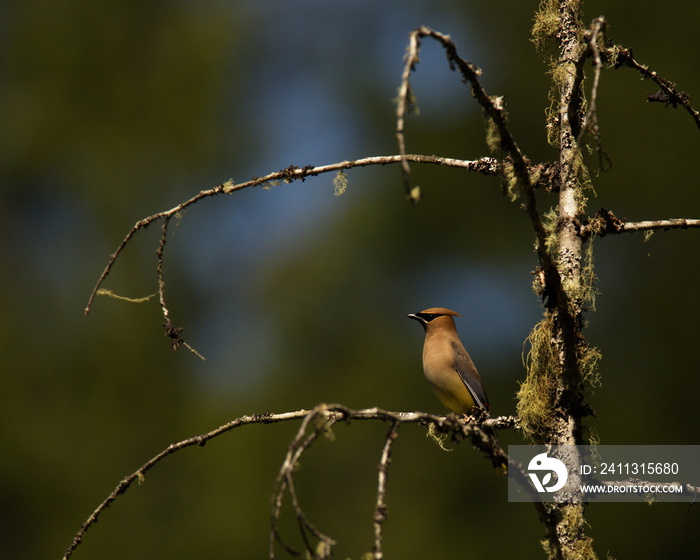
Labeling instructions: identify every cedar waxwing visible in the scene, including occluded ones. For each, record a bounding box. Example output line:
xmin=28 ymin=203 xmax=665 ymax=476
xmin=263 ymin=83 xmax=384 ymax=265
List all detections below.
xmin=407 ymin=307 xmax=489 ymax=414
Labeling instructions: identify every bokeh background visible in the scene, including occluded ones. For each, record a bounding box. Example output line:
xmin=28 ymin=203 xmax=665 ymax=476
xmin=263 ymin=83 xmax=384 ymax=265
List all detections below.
xmin=2 ymin=1 xmax=699 ymax=558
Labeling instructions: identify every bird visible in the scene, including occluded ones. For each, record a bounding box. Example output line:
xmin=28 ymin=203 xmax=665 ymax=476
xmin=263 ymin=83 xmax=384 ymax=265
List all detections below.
xmin=407 ymin=307 xmax=489 ymax=415
xmin=408 ymin=308 xmax=505 ymax=471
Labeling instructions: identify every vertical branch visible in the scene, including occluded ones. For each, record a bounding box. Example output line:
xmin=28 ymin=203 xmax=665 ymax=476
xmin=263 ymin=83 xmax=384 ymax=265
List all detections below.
xmin=540 ymin=1 xmax=597 ymax=559
xmin=397 ymin=27 xmax=558 ymax=300
xmin=270 ymin=409 xmax=338 ymax=559
xmin=396 ymin=31 xmax=423 ymax=205
xmin=156 ymin=217 xmax=173 ymax=330
xmin=557 ymin=0 xmax=585 ymax=282
xmin=577 ymin=17 xmax=611 ymax=171
xmin=372 ymin=421 xmax=399 ymax=560
xmin=156 ymin=217 xmax=205 ymax=360
xmin=523 ymin=0 xmax=593 ymax=446
xmin=554 ymin=0 xmax=587 ymax=445
xmin=523 ymin=2 xmax=605 ymax=558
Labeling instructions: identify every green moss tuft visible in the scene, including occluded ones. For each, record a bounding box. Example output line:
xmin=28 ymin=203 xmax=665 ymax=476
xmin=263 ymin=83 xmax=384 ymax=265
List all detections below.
xmin=541 ymin=505 xmax=597 ymax=559
xmin=333 ymin=170 xmax=348 ymax=196
xmin=517 ymin=315 xmax=558 ymax=441
xmin=531 ymin=0 xmax=561 ymax=53
xmin=485 ymin=115 xmax=501 ymax=153
xmin=542 ymin=206 xmax=560 ymax=258
xmin=501 ymin=160 xmax=521 ymax=202
xmin=426 ymin=423 xmax=454 ymax=452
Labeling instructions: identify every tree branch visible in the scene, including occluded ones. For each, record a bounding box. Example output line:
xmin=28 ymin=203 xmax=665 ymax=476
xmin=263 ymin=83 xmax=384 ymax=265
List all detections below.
xmin=84 ymin=154 xmax=497 ymax=318
xmin=270 ymin=409 xmax=340 ymax=559
xmin=396 ymin=27 xmax=556 ymax=302
xmin=396 ymin=32 xmax=422 ymax=204
xmin=554 ymin=0 xmax=588 ymax=429
xmin=529 ymin=2 xmax=598 ymax=558
xmin=582 ymin=209 xmax=700 ymax=238
xmin=156 ymin=216 xmax=205 ymax=360
xmin=576 ymin=17 xmax=612 ymax=171
xmin=371 ymin=421 xmax=399 ymax=560
xmin=607 ymin=46 xmax=700 ymax=130
xmin=62 ymin=405 xmax=518 ymax=560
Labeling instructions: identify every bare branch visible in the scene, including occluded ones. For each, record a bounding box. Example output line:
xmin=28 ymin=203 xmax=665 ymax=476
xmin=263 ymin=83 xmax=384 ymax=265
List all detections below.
xmin=582 ymin=209 xmax=700 ymax=239
xmin=270 ymin=409 xmax=340 ymax=559
xmin=156 ymin=217 xmax=171 ymax=325
xmin=576 ymin=17 xmax=612 ymax=171
xmin=372 ymin=421 xmax=399 ymax=560
xmin=608 ymin=46 xmax=700 ymax=130
xmin=620 ymin=218 xmax=700 ymax=233
xmin=409 ymin=28 xmax=529 ymax=177
xmin=62 ymin=409 xmax=302 ymax=560
xmin=84 ymin=154 xmax=497 ymax=317
xmin=62 ymin=405 xmax=518 ymax=560
xmin=578 ymin=18 xmax=606 ymax=137
xmin=156 ymin=216 xmax=205 ymax=360
xmin=396 ymin=32 xmax=422 ymax=205
xmin=396 ymin=27 xmax=555 ymax=294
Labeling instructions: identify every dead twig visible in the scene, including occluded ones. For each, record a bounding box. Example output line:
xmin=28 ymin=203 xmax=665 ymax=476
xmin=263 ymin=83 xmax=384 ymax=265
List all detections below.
xmin=607 ymin=46 xmax=700 ymax=130
xmin=396 ymin=27 xmax=556 ymax=305
xmin=62 ymin=405 xmax=518 ymax=560
xmin=581 ymin=209 xmax=700 ymax=239
xmin=85 ymin=154 xmax=498 ymax=318
xmin=155 ymin=216 xmax=204 ymax=359
xmin=576 ymin=17 xmax=612 ymax=170
xmin=371 ymin=420 xmax=399 ymax=560
xmin=269 ymin=407 xmax=341 ymax=559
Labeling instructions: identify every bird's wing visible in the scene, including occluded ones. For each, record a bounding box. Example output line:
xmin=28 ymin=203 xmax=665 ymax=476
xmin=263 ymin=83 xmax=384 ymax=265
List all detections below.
xmin=451 ymin=341 xmax=490 ymax=410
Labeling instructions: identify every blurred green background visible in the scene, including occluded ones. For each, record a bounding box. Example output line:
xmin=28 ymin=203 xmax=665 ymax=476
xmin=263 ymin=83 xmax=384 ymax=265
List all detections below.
xmin=2 ymin=1 xmax=699 ymax=558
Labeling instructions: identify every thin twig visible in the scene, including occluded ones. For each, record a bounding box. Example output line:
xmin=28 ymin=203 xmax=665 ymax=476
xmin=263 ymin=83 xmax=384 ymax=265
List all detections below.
xmin=156 ymin=217 xmax=171 ymax=325
xmin=396 ymin=32 xmax=422 ymax=204
xmin=84 ymin=154 xmax=498 ymax=316
xmin=578 ymin=18 xmax=606 ymax=138
xmin=581 ymin=209 xmax=700 ymax=239
xmin=63 ymin=405 xmax=519 ymax=560
xmin=396 ymin=27 xmax=554 ymax=294
xmin=609 ymin=47 xmax=700 ymax=130
xmin=576 ymin=17 xmax=612 ymax=170
xmin=270 ymin=408 xmax=340 ymax=559
xmin=156 ymin=216 xmax=204 ymax=359
xmin=618 ymin=218 xmax=700 ymax=233
xmin=62 ymin=409 xmax=294 ymax=560
xmin=372 ymin=421 xmax=399 ymax=560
